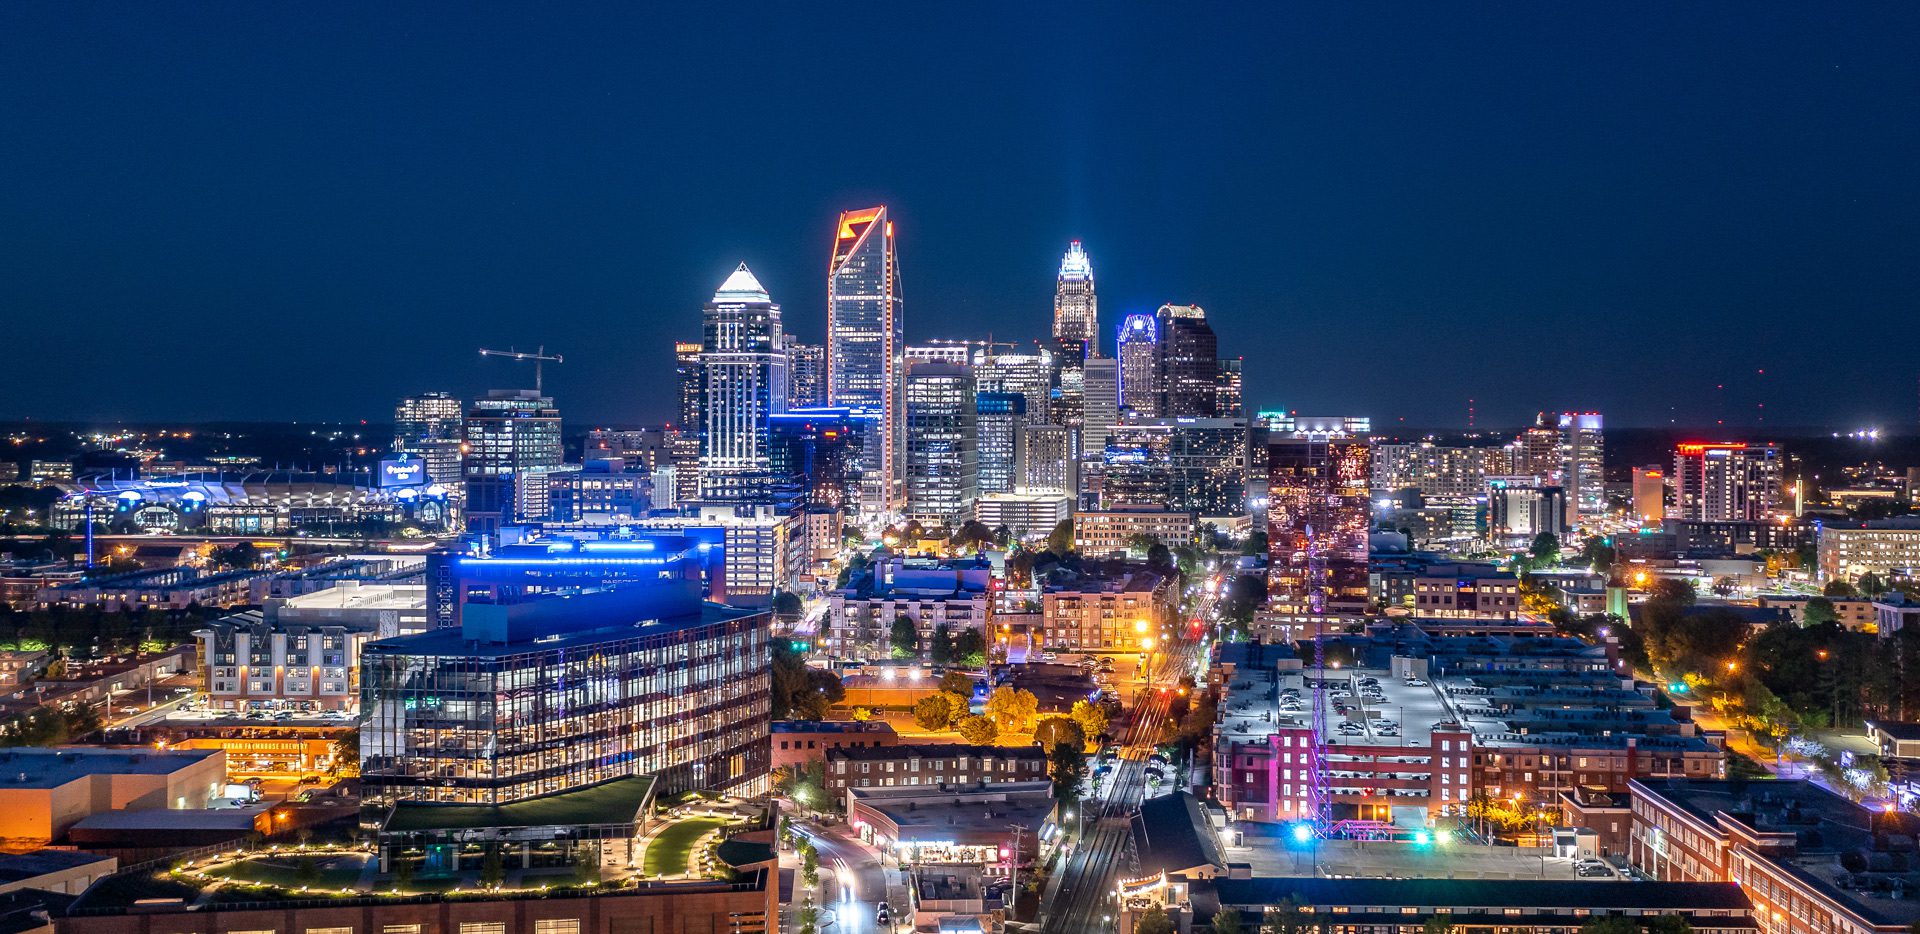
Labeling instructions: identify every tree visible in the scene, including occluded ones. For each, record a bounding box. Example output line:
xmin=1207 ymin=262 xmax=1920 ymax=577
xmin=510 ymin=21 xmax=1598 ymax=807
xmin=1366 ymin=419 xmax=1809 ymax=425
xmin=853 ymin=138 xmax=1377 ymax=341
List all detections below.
xmin=1861 ymin=572 xmax=1888 ymax=597
xmin=1146 ymin=542 xmax=1173 ymax=572
xmin=938 ymin=670 xmax=975 ymax=696
xmin=295 ymin=856 xmax=320 ymax=887
xmin=1070 ymin=699 xmax=1110 ymax=742
xmin=952 ymin=519 xmax=994 ymax=551
xmin=985 ymin=686 xmax=1039 ymax=732
xmin=992 ymin=524 xmax=1012 ymax=548
xmin=1644 ymin=916 xmax=1693 ymax=934
xmin=1135 ymin=904 xmax=1176 ymax=934
xmin=800 ymin=841 xmax=819 ymax=888
xmin=930 ymin=624 xmax=955 ymax=666
xmin=890 ymin=615 xmax=920 ymax=659
xmin=1578 ymin=918 xmax=1640 ymax=934
xmin=1262 ymin=898 xmax=1305 ymax=934
xmin=1241 ymin=529 xmax=1268 ymax=557
xmin=480 ymin=845 xmax=504 ymax=888
xmin=1212 ymin=907 xmax=1246 ymax=934
xmin=1803 ymin=596 xmax=1840 ymax=627
xmin=211 ymin=542 xmax=260 ymax=571
xmin=1123 ymin=532 xmax=1158 ymax=557
xmin=1651 ymin=578 xmax=1697 ymax=606
xmin=913 ymin=694 xmax=956 ymax=730
xmin=1825 ymin=579 xmax=1859 ymax=598
xmin=771 ymin=590 xmax=804 ymax=620
xmin=1047 ymin=518 xmax=1075 ymax=556
xmin=1046 ymin=741 xmax=1087 ymax=803
xmin=957 ymin=714 xmax=999 ymax=744
xmin=571 ymin=842 xmax=601 ymax=885
xmin=1422 ymin=917 xmax=1455 ymax=934
xmin=331 ymin=727 xmax=360 ymax=776
xmin=954 ymin=627 xmax=987 ymax=667
xmin=1579 ymin=536 xmax=1617 ymax=574
xmin=1034 ymin=715 xmax=1086 ymax=752
xmin=1529 ymin=532 xmax=1561 ymax=566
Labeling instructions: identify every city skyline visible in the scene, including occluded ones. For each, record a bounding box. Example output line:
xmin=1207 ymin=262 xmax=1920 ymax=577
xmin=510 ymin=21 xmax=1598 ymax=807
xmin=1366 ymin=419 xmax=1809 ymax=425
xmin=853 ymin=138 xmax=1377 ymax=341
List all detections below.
xmin=3 ymin=7 xmax=1918 ymax=429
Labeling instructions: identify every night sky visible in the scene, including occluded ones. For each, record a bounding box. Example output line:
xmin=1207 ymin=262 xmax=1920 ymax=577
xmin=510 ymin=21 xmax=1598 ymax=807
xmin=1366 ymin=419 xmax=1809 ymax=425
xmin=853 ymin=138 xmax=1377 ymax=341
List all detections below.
xmin=3 ymin=5 xmax=1917 ymax=430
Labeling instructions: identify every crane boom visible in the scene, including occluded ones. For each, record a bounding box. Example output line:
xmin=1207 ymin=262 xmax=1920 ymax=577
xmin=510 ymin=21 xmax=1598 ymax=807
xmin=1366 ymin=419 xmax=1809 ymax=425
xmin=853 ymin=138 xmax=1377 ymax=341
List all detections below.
xmin=478 ymin=345 xmax=564 ymax=394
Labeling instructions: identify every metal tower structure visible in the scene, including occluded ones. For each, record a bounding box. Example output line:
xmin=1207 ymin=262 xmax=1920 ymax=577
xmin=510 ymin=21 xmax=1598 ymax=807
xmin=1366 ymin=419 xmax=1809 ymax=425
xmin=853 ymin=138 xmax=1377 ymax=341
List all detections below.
xmin=1305 ymin=518 xmax=1331 ymax=836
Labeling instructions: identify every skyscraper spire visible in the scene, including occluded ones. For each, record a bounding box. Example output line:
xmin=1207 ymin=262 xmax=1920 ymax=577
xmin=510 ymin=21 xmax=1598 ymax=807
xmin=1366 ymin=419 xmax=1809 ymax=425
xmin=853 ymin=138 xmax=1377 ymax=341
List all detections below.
xmin=1052 ymin=240 xmax=1097 ymax=345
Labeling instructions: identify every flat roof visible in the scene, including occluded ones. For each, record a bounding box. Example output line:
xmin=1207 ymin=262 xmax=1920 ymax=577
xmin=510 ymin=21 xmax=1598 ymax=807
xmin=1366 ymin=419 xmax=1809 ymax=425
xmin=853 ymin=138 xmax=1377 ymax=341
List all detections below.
xmin=1636 ymin=778 xmax=1920 ymax=926
xmin=384 ymin=775 xmax=655 ymax=834
xmin=71 ymin=807 xmax=266 ymax=831
xmin=363 ymin=602 xmax=759 ymax=658
xmin=0 ymin=747 xmax=219 ymax=788
xmin=850 ymin=782 xmax=1055 ymax=842
xmin=280 ymin=583 xmax=427 ymax=612
xmin=1208 ymin=877 xmax=1750 ymax=911
xmin=0 ymin=850 xmax=114 ymax=883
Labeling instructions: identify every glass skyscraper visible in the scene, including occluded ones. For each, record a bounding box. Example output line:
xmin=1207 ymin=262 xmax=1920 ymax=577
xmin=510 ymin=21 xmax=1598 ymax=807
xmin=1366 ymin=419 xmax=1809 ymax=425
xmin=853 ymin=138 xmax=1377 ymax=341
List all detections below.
xmin=700 ymin=264 xmax=788 ymax=502
xmin=1117 ymin=313 xmax=1160 ymax=417
xmin=827 ymin=206 xmax=903 ymax=516
xmin=903 ymin=360 xmax=977 ymax=525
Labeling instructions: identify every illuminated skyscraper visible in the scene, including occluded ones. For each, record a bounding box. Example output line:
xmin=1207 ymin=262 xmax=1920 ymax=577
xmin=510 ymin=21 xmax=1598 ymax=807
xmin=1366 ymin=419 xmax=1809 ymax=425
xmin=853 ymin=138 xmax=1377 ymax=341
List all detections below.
xmin=464 ymin=390 xmax=563 ymax=535
xmin=1116 ymin=313 xmax=1160 ymax=417
xmin=1266 ymin=437 xmax=1371 ymax=618
xmin=1217 ymin=357 xmax=1244 ymax=418
xmin=699 ymin=264 xmax=788 ymax=502
xmin=785 ymin=337 xmax=826 ymax=409
xmin=393 ymin=392 xmax=465 ymax=488
xmin=975 ymin=392 xmax=1027 ymax=496
xmin=1673 ymin=442 xmax=1781 ymax=522
xmin=1051 ymin=242 xmax=1097 ymax=457
xmin=1155 ymin=303 xmax=1219 ymax=417
xmin=974 ymin=345 xmax=1053 ymax=425
xmin=903 ymin=361 xmax=977 ymax=525
xmin=1052 ymin=241 xmax=1097 ymax=343
xmin=670 ymin=340 xmax=703 ymax=506
xmin=827 ymin=206 xmax=904 ymax=515
xmin=1558 ymin=412 xmax=1605 ymax=523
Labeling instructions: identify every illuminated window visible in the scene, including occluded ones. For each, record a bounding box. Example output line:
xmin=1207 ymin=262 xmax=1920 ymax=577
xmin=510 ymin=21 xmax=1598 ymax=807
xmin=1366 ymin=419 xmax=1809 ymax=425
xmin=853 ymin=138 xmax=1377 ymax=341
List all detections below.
xmin=533 ymin=921 xmax=579 ymax=934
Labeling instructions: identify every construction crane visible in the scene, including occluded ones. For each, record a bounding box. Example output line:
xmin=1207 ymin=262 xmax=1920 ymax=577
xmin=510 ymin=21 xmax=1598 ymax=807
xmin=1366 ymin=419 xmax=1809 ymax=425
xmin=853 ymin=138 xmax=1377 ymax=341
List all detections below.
xmin=478 ymin=346 xmax=564 ymax=394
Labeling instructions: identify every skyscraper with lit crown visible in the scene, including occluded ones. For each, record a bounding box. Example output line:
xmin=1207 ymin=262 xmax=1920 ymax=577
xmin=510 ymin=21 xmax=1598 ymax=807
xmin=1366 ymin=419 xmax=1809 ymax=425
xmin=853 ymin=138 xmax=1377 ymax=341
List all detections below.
xmin=1117 ymin=313 xmax=1160 ymax=417
xmin=1053 ymin=241 xmax=1097 ymax=343
xmin=827 ymin=207 xmax=903 ymax=516
xmin=700 ymin=263 xmax=787 ymax=502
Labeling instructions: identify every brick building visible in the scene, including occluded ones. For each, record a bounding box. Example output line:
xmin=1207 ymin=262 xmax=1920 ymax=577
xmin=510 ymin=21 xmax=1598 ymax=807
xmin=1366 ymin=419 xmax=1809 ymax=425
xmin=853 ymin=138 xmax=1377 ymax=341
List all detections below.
xmin=825 ymin=744 xmax=1047 ymax=804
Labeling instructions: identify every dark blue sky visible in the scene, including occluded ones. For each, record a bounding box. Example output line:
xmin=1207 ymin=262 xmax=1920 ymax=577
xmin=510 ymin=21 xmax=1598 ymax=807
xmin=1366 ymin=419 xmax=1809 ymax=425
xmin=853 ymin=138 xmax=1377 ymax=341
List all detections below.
xmin=3 ymin=4 xmax=1917 ymax=430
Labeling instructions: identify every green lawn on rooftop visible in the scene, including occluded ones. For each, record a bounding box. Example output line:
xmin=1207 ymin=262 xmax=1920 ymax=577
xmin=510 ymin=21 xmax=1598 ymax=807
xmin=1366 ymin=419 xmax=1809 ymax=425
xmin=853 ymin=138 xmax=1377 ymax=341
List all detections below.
xmin=641 ymin=817 xmax=727 ymax=878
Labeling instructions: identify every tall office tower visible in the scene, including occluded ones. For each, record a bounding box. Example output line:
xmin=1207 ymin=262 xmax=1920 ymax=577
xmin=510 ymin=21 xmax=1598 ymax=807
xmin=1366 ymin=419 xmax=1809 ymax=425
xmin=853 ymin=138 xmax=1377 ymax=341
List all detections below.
xmin=1051 ymin=241 xmax=1098 ymax=454
xmin=1116 ymin=313 xmax=1161 ymax=417
xmin=786 ymin=338 xmax=826 ymax=409
xmin=699 ymin=264 xmax=788 ymax=502
xmin=1102 ymin=423 xmax=1172 ymax=509
xmin=670 ymin=340 xmax=704 ymax=506
xmin=1673 ymin=442 xmax=1783 ymax=522
xmin=393 ymin=392 xmax=465 ymax=488
xmin=826 ymin=206 xmax=904 ymax=515
xmin=1155 ymin=303 xmax=1219 ymax=417
xmin=1077 ymin=357 xmax=1119 ymax=509
xmin=1266 ymin=437 xmax=1372 ymax=618
xmin=975 ymin=392 xmax=1028 ymax=496
xmin=770 ymin=407 xmax=860 ymax=511
xmin=1217 ymin=357 xmax=1245 ymax=418
xmin=1514 ymin=413 xmax=1564 ymax=485
xmin=1022 ymin=424 xmax=1075 ymax=496
xmin=1557 ymin=412 xmax=1605 ymax=524
xmin=974 ymin=345 xmax=1054 ymax=425
xmin=903 ymin=361 xmax=978 ymax=525
xmin=1105 ymin=418 xmax=1250 ymax=517
xmin=463 ymin=389 xmax=563 ymax=535
xmin=1632 ymin=466 xmax=1667 ymax=523
xmin=1052 ymin=240 xmax=1097 ymax=343
xmin=1486 ymin=479 xmax=1569 ymax=540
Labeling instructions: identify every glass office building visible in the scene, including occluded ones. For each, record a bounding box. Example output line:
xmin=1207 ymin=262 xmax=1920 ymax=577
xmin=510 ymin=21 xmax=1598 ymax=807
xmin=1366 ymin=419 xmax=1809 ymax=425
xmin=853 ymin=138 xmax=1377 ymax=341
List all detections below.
xmin=361 ymin=581 xmax=771 ymax=810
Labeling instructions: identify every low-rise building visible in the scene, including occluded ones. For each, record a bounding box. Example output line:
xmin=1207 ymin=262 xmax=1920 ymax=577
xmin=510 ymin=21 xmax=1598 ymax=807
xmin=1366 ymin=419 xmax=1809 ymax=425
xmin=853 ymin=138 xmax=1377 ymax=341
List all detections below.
xmin=0 ymin=850 xmax=117 ymax=896
xmin=0 ymin=746 xmax=225 ymax=848
xmin=1874 ymin=593 xmax=1920 ymax=637
xmin=825 ymin=744 xmax=1047 ymax=802
xmin=1757 ymin=593 xmax=1880 ymax=630
xmin=1158 ymin=878 xmax=1757 ymax=934
xmin=0 ymin=650 xmax=50 ymax=689
xmin=1040 ymin=570 xmax=1177 ymax=652
xmin=35 ymin=566 xmax=263 ymax=610
xmin=771 ymin=720 xmax=899 ymax=771
xmin=1072 ymin=509 xmax=1196 ymax=556
xmin=1631 ymin=778 xmax=1920 ymax=934
xmin=1410 ymin=567 xmax=1521 ymax=618
xmin=974 ymin=493 xmax=1073 ymax=540
xmin=846 ymin=779 xmax=1054 ymax=875
xmin=1820 ymin=515 xmax=1920 ymax=581
xmin=825 ymin=556 xmax=992 ymax=660
xmin=195 ymin=609 xmax=368 ymax=712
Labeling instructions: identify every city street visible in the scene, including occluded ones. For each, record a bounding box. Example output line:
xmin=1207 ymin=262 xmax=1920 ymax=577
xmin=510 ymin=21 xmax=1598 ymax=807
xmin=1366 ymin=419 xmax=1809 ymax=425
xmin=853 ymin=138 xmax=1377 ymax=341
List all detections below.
xmin=791 ymin=821 xmax=908 ymax=934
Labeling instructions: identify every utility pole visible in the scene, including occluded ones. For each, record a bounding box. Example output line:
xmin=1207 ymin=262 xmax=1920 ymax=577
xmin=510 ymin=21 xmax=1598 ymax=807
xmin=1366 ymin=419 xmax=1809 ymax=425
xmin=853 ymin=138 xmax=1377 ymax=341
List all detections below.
xmin=478 ymin=345 xmax=565 ymax=395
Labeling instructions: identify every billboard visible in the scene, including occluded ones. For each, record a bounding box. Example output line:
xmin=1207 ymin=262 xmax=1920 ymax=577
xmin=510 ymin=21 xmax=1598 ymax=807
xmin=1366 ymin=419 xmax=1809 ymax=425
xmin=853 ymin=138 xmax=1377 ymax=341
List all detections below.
xmin=379 ymin=455 xmax=427 ymax=488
